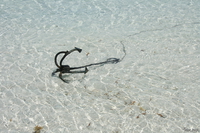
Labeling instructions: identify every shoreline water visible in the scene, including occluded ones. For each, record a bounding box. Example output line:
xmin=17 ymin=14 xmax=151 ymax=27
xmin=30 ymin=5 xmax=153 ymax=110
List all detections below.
xmin=1 ymin=0 xmax=200 ymax=132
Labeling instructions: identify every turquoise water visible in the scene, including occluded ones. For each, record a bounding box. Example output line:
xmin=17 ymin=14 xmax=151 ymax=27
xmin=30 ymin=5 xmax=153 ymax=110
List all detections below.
xmin=1 ymin=0 xmax=200 ymax=132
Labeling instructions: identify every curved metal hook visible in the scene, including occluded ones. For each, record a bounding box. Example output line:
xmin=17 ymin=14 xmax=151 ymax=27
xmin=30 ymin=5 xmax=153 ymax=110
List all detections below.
xmin=54 ymin=47 xmax=82 ymax=68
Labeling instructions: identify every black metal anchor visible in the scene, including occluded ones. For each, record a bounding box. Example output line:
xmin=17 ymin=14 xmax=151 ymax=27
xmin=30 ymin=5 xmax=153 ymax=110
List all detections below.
xmin=52 ymin=47 xmax=121 ymax=83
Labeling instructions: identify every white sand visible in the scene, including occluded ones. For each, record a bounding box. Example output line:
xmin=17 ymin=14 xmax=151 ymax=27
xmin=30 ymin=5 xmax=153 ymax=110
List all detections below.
xmin=1 ymin=0 xmax=200 ymax=133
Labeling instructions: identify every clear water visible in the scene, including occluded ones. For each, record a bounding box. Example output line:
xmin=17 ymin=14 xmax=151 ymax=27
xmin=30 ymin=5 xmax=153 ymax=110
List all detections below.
xmin=1 ymin=0 xmax=200 ymax=132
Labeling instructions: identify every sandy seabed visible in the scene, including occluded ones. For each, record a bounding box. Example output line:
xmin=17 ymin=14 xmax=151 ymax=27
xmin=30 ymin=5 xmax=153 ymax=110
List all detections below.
xmin=1 ymin=0 xmax=200 ymax=133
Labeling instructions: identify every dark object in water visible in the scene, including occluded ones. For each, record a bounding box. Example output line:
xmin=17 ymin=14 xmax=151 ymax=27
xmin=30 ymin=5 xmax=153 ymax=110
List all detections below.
xmin=52 ymin=43 xmax=126 ymax=83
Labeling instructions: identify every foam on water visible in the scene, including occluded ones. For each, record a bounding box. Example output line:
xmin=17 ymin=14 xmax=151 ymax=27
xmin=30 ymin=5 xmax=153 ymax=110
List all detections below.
xmin=1 ymin=0 xmax=200 ymax=132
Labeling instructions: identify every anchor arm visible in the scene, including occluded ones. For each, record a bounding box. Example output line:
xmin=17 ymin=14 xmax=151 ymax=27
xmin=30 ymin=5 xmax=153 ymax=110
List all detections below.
xmin=54 ymin=51 xmax=66 ymax=68
xmin=60 ymin=47 xmax=82 ymax=67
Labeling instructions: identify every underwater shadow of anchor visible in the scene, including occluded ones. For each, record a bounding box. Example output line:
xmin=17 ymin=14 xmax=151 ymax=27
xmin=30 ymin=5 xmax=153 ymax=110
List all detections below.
xmin=52 ymin=43 xmax=126 ymax=83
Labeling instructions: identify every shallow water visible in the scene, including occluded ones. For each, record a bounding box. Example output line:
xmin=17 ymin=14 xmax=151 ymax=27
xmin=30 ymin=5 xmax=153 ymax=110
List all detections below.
xmin=1 ymin=0 xmax=200 ymax=132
